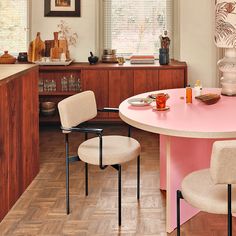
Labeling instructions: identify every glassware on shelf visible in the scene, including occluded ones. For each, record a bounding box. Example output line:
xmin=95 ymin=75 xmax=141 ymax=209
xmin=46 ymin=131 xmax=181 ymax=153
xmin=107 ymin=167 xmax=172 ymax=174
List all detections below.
xmin=77 ymin=77 xmax=82 ymax=91
xmin=42 ymin=79 xmax=57 ymax=92
xmin=44 ymin=79 xmax=48 ymax=92
xmin=48 ymin=80 xmax=52 ymax=92
xmin=61 ymin=76 xmax=68 ymax=92
xmin=61 ymin=75 xmax=81 ymax=92
xmin=68 ymin=75 xmax=72 ymax=91
xmin=52 ymin=79 xmax=56 ymax=92
xmin=38 ymin=79 xmax=44 ymax=92
xmin=68 ymin=74 xmax=76 ymax=91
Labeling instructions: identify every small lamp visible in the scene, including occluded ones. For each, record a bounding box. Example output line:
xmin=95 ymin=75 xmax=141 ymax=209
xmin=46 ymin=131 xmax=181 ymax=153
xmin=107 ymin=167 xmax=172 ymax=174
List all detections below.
xmin=215 ymin=0 xmax=236 ymax=96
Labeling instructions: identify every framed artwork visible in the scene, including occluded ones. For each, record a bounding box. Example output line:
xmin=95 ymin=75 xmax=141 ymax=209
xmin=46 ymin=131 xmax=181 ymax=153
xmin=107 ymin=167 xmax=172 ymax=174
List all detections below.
xmin=44 ymin=0 xmax=81 ymax=17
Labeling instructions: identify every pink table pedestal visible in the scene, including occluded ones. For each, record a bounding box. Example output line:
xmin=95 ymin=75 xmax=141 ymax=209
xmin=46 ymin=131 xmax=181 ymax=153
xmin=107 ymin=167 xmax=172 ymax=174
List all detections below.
xmin=119 ymin=88 xmax=236 ymax=233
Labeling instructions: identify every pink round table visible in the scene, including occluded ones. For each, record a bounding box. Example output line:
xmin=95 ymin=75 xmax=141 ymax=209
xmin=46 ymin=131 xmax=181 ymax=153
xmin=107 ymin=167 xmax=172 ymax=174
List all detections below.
xmin=119 ymin=88 xmax=236 ymax=233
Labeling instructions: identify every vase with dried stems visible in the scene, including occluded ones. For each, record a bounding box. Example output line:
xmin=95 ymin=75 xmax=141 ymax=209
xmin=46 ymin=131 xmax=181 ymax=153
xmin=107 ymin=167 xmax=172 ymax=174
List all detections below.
xmin=57 ymin=20 xmax=78 ymax=60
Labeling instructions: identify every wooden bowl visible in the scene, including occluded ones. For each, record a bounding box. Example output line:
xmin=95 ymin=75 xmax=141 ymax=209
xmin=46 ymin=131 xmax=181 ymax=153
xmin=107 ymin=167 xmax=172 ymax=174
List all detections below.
xmin=195 ymin=93 xmax=221 ymax=105
xmin=41 ymin=101 xmax=56 ymax=110
xmin=41 ymin=108 xmax=56 ymax=116
xmin=0 ymin=58 xmax=16 ymax=64
xmin=0 ymin=51 xmax=16 ymax=64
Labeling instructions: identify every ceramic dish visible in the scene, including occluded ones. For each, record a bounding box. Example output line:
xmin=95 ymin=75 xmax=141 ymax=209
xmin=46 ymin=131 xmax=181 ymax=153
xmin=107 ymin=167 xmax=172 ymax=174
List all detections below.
xmin=195 ymin=93 xmax=221 ymax=105
xmin=152 ymin=105 xmax=170 ymax=111
xmin=35 ymin=59 xmax=73 ymax=66
xmin=128 ymin=98 xmax=153 ymax=106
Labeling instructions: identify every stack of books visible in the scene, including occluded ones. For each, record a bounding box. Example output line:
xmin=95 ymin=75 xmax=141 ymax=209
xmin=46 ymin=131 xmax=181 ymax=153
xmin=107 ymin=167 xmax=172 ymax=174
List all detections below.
xmin=130 ymin=55 xmax=155 ymax=64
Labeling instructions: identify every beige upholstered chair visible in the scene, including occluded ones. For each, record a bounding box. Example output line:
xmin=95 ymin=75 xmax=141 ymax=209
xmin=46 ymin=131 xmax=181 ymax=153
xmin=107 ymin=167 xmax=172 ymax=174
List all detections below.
xmin=58 ymin=91 xmax=141 ymax=226
xmin=177 ymin=140 xmax=236 ymax=236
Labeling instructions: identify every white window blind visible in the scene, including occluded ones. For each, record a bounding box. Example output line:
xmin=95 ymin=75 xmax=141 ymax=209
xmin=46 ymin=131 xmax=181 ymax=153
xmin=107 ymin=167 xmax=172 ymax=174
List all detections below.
xmin=0 ymin=0 xmax=29 ymax=54
xmin=103 ymin=0 xmax=173 ymax=56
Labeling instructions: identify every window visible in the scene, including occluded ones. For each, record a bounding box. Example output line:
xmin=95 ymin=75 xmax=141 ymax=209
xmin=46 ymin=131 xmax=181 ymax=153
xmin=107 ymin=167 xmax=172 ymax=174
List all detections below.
xmin=103 ymin=0 xmax=173 ymax=56
xmin=0 ymin=0 xmax=29 ymax=54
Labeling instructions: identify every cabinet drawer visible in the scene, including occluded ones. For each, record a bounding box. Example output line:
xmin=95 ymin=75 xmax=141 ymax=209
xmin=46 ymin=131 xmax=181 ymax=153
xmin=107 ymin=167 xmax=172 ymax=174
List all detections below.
xmin=159 ymin=69 xmax=185 ymax=90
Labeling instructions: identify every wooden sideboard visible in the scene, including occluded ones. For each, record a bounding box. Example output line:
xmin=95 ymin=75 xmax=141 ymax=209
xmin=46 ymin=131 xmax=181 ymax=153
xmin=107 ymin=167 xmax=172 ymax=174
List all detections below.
xmin=39 ymin=60 xmax=187 ymax=123
xmin=0 ymin=65 xmax=39 ymax=221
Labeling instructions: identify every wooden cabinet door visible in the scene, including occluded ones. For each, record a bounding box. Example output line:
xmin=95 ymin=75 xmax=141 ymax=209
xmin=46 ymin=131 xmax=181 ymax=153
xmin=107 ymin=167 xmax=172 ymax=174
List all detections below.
xmin=133 ymin=69 xmax=159 ymax=95
xmin=0 ymin=85 xmax=9 ymax=220
xmin=7 ymin=77 xmax=23 ymax=207
xmin=82 ymin=70 xmax=109 ymax=118
xmin=159 ymin=69 xmax=185 ymax=90
xmin=109 ymin=70 xmax=133 ymax=118
xmin=22 ymin=70 xmax=39 ymax=190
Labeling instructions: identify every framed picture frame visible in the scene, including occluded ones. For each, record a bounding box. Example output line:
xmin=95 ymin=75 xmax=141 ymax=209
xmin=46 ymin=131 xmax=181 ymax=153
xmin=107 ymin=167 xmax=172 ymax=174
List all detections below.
xmin=44 ymin=0 xmax=81 ymax=17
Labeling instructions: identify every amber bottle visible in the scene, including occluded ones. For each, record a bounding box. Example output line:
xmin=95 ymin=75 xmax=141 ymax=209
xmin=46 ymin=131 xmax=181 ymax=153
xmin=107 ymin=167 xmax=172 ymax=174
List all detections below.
xmin=186 ymin=85 xmax=192 ymax=104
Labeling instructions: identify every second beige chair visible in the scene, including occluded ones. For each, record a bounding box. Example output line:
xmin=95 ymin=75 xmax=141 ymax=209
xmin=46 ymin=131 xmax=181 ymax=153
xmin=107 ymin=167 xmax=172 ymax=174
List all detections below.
xmin=58 ymin=90 xmax=141 ymax=226
xmin=177 ymin=140 xmax=236 ymax=236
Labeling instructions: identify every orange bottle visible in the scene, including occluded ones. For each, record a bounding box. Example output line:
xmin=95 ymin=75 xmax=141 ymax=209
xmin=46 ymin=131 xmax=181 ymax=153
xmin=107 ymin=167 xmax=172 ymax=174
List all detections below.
xmin=186 ymin=85 xmax=192 ymax=104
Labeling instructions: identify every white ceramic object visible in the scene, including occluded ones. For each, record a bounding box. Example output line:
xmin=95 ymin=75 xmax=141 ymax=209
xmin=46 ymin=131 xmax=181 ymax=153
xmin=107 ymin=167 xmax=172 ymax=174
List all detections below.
xmin=218 ymin=48 xmax=236 ymax=95
xmin=127 ymin=97 xmax=153 ymax=106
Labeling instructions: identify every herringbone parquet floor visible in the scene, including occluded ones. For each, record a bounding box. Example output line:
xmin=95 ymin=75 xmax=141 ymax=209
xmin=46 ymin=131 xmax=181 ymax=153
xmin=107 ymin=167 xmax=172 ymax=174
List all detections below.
xmin=0 ymin=124 xmax=235 ymax=236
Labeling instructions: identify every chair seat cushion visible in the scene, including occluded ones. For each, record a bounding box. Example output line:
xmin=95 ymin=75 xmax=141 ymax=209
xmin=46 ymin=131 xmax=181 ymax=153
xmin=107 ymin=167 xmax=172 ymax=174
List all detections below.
xmin=181 ymin=169 xmax=236 ymax=214
xmin=78 ymin=135 xmax=141 ymax=166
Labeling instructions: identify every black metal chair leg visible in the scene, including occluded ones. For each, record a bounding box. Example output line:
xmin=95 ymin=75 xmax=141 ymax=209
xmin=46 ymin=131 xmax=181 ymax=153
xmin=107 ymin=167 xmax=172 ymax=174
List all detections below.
xmin=65 ymin=134 xmax=70 ymax=214
xmin=128 ymin=125 xmax=131 ymax=137
xmin=137 ymin=155 xmax=140 ymax=200
xmin=228 ymin=184 xmax=232 ymax=236
xmin=177 ymin=190 xmax=183 ymax=236
xmin=66 ymin=157 xmax=70 ymax=214
xmin=118 ymin=165 xmax=122 ymax=226
xmin=85 ymin=163 xmax=88 ymax=196
xmin=84 ymin=132 xmax=89 ymax=197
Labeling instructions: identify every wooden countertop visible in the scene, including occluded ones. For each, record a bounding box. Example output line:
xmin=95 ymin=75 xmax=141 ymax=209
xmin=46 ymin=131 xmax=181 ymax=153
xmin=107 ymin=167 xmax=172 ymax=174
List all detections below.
xmin=0 ymin=64 xmax=38 ymax=82
xmin=39 ymin=60 xmax=187 ymax=71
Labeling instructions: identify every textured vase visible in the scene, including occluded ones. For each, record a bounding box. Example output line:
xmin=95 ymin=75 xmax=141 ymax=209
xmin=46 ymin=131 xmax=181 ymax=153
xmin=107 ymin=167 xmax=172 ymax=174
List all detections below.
xmin=159 ymin=48 xmax=169 ymax=65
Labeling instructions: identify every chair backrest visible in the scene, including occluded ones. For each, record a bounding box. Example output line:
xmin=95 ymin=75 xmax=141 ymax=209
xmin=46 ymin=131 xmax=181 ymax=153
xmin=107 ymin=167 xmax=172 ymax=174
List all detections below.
xmin=210 ymin=140 xmax=236 ymax=184
xmin=58 ymin=90 xmax=97 ymax=129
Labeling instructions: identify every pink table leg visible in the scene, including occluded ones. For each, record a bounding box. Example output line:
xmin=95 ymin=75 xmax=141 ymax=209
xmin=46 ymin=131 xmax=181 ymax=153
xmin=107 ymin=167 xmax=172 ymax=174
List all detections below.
xmin=160 ymin=135 xmax=220 ymax=233
xmin=160 ymin=136 xmax=167 ymax=190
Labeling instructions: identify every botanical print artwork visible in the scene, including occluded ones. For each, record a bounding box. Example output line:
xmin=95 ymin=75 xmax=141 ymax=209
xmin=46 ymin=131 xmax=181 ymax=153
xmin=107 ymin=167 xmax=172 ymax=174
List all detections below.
xmin=215 ymin=1 xmax=236 ymax=47
xmin=55 ymin=0 xmax=71 ymax=7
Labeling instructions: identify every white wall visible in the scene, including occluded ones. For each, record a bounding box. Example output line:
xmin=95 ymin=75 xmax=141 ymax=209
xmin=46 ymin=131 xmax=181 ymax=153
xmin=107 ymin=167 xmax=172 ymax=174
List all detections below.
xmin=178 ymin=0 xmax=218 ymax=87
xmin=31 ymin=0 xmax=97 ymax=62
